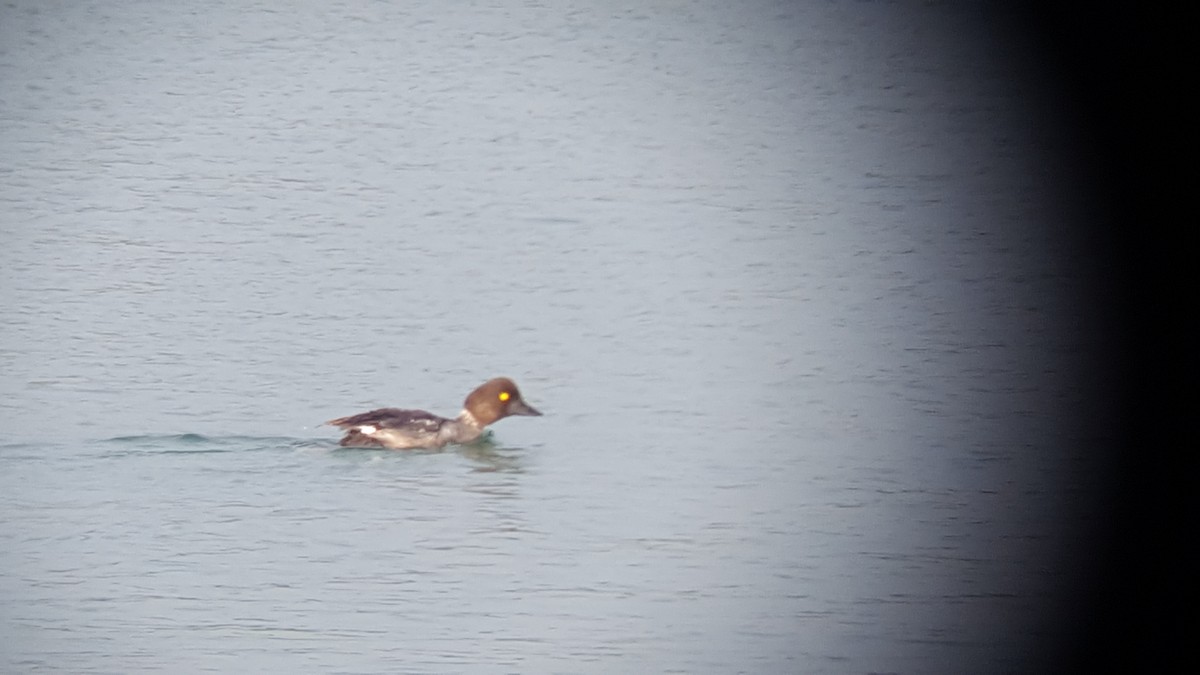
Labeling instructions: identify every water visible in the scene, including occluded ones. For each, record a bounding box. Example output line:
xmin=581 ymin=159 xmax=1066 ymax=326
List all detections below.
xmin=2 ymin=2 xmax=1113 ymax=672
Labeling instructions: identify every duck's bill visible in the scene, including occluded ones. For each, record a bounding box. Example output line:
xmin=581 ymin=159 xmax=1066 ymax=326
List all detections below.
xmin=509 ymin=399 xmax=542 ymax=416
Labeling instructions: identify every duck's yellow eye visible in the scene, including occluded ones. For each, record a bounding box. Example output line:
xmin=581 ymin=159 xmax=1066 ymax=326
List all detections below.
xmin=499 ymin=391 xmax=510 ymax=402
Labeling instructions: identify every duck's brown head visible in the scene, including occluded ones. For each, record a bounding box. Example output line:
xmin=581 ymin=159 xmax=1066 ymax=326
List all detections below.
xmin=462 ymin=377 xmax=542 ymax=427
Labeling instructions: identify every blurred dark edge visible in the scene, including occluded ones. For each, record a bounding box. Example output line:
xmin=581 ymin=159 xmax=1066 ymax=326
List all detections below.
xmin=990 ymin=2 xmax=1174 ymax=672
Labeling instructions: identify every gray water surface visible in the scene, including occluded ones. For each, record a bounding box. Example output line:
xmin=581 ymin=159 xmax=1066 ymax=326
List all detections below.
xmin=2 ymin=2 xmax=1108 ymax=672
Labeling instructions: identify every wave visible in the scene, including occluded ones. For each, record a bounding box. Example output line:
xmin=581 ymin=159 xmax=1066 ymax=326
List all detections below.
xmin=3 ymin=433 xmax=522 ymax=469
xmin=5 ymin=428 xmax=506 ymax=451
xmin=100 ymin=433 xmax=328 ymax=454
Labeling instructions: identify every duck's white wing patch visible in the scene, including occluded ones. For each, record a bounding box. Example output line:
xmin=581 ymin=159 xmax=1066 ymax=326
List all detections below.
xmin=357 ymin=425 xmax=378 ymax=435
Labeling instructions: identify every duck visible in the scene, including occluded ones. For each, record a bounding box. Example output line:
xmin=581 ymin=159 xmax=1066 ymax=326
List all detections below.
xmin=326 ymin=377 xmax=541 ymax=449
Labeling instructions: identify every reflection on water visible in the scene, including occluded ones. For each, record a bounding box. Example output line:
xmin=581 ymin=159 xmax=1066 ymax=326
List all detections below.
xmin=458 ymin=441 xmax=526 ymax=475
